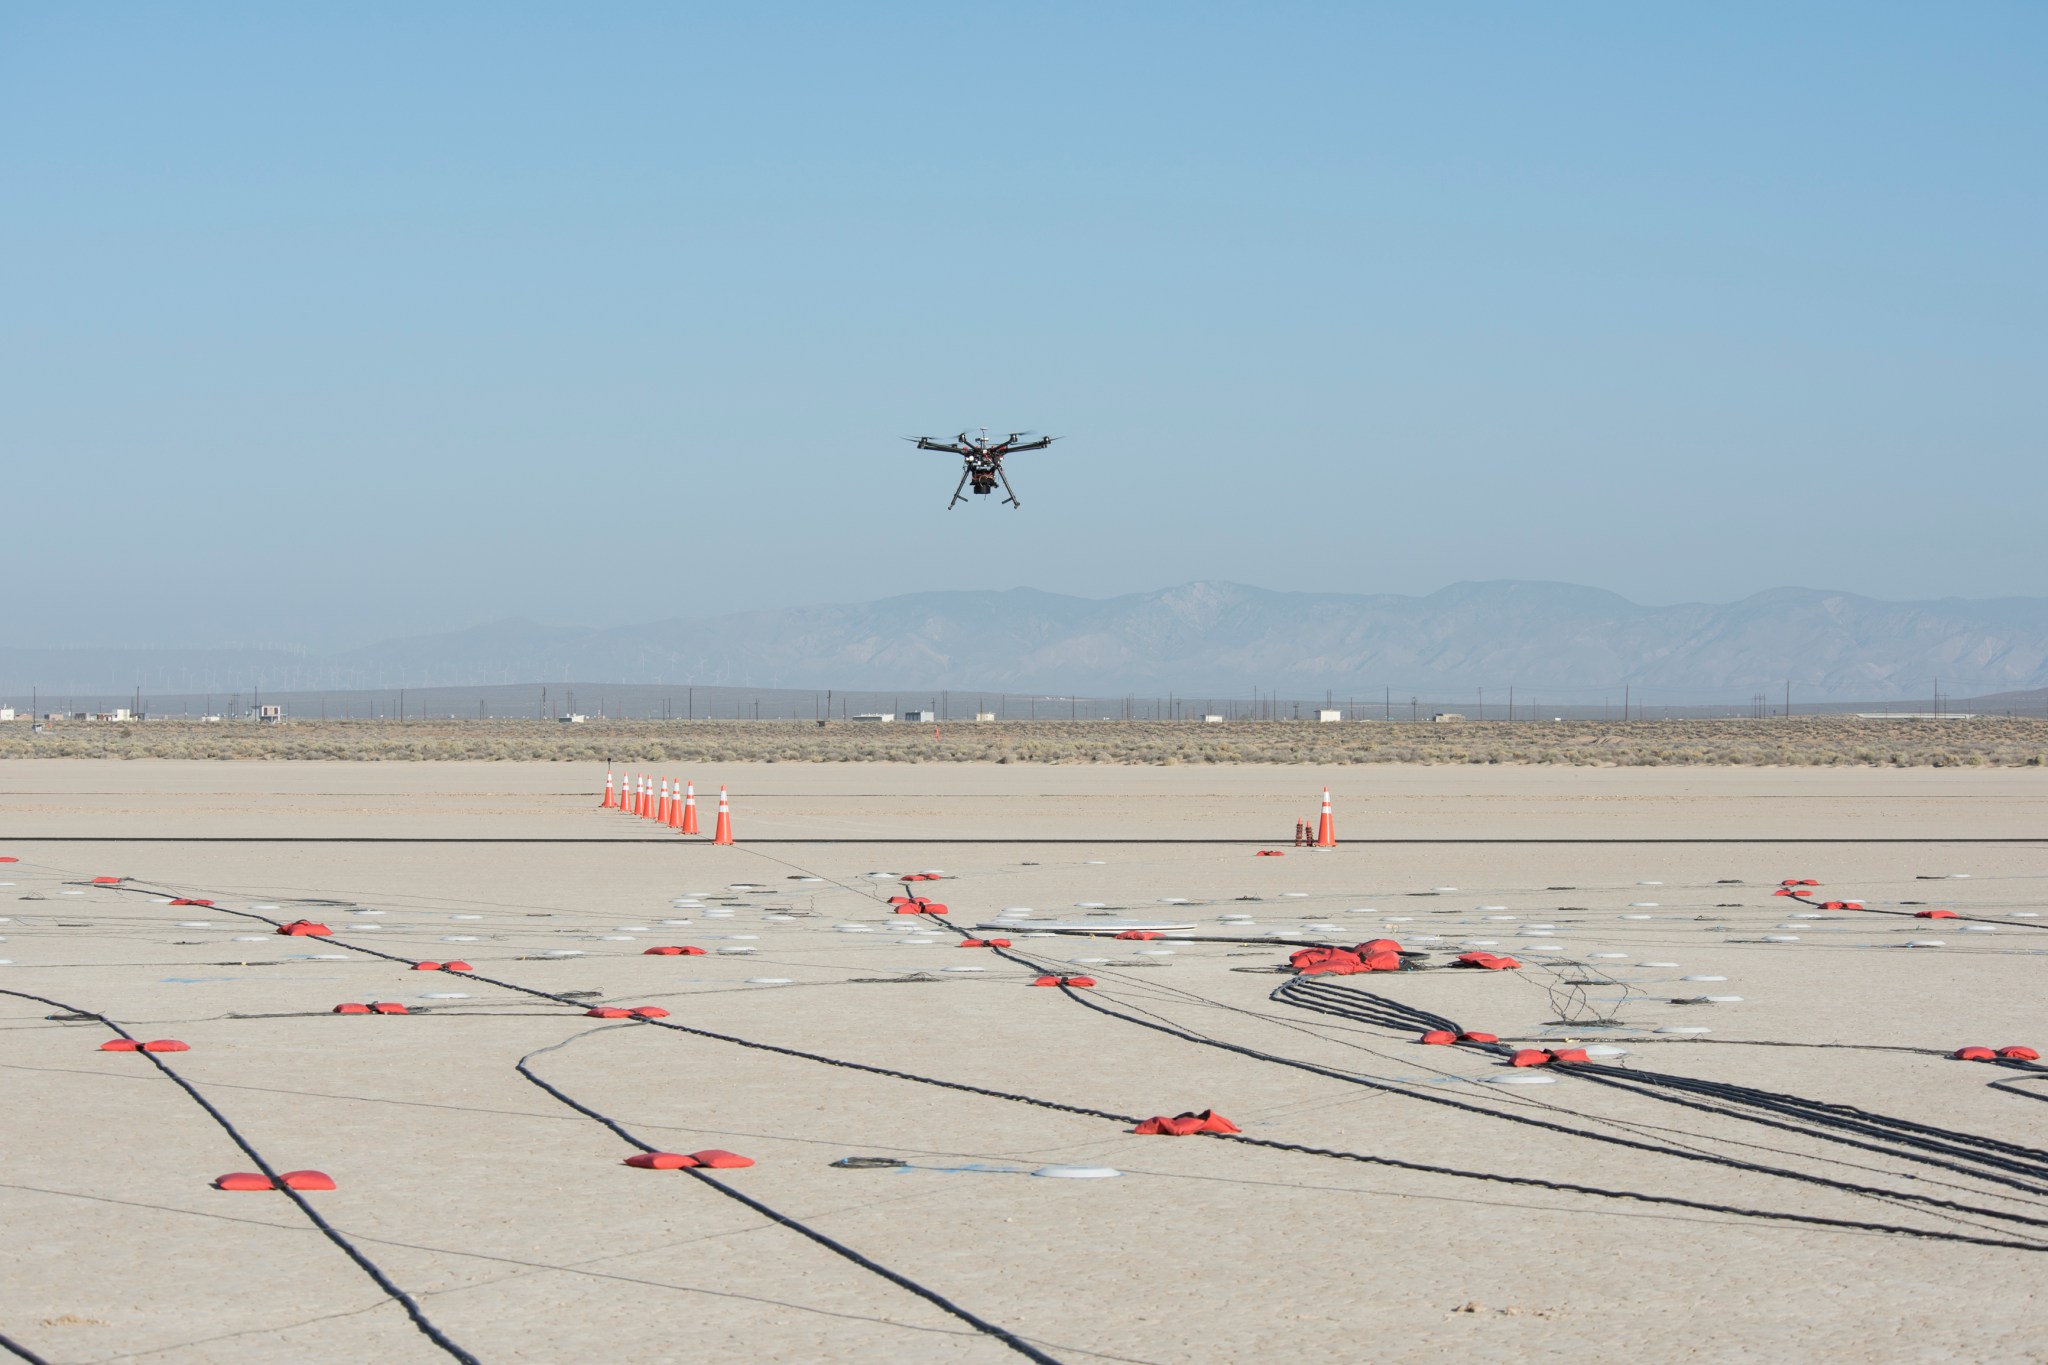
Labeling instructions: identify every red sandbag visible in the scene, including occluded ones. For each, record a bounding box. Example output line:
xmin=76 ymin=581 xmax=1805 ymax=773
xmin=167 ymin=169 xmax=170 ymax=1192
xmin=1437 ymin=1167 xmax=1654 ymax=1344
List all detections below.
xmin=371 ymin=1002 xmax=408 ymax=1014
xmin=1952 ymin=1046 xmax=1997 ymax=1061
xmin=1032 ymin=975 xmax=1061 ymax=986
xmin=215 ymin=1172 xmax=275 ymax=1190
xmin=887 ymin=896 xmax=914 ymax=906
xmin=1134 ymin=1115 xmax=1202 ymax=1136
xmin=140 ymin=1040 xmax=189 ymax=1053
xmin=1134 ymin=1110 xmax=1239 ymax=1136
xmin=442 ymin=961 xmax=472 ymax=972
xmin=1915 ymin=910 xmax=1958 ymax=919
xmin=280 ymin=1170 xmax=336 ymax=1191
xmin=1116 ymin=930 xmax=1163 ymax=940
xmin=985 ymin=938 xmax=1013 ymax=947
xmin=586 ymin=1007 xmax=633 ymax=1018
xmin=625 ymin=1152 xmax=697 ymax=1169
xmin=1459 ymin=1031 xmax=1500 ymax=1044
xmin=1356 ymin=938 xmax=1402 ymax=956
xmin=1419 ymin=1029 xmax=1457 ymax=1045
xmin=169 ymin=898 xmax=214 ymax=906
xmin=412 ymin=961 xmax=442 ymax=971
xmin=1065 ymin=976 xmax=1097 ymax=988
xmin=630 ymin=1006 xmax=670 ymax=1018
xmin=1772 ymin=888 xmax=1795 ymax=897
xmin=99 ymin=1038 xmax=142 ymax=1051
xmin=1998 ymin=1046 xmax=2041 ymax=1061
xmin=332 ymin=1003 xmax=371 ymax=1015
xmin=689 ymin=1149 xmax=754 ymax=1168
xmin=91 ymin=876 xmax=122 ymax=884
xmin=1361 ymin=951 xmax=1402 ymax=971
xmin=1454 ymin=952 xmax=1522 ymax=970
xmin=1549 ymin=1048 xmax=1589 ymax=1064
xmin=644 ymin=945 xmax=706 ymax=955
xmin=1510 ymin=1049 xmax=1552 ymax=1068
xmin=277 ymin=920 xmax=332 ymax=936
xmin=921 ymin=903 xmax=949 ymax=915
xmin=1254 ymin=850 xmax=1285 ymax=857
xmin=959 ymin=939 xmax=989 ymax=948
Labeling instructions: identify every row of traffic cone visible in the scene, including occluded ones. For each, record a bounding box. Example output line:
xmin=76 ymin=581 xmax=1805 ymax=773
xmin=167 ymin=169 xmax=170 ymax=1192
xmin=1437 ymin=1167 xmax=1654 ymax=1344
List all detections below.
xmin=1293 ymin=788 xmax=1338 ymax=847
xmin=602 ymin=770 xmax=731 ymax=844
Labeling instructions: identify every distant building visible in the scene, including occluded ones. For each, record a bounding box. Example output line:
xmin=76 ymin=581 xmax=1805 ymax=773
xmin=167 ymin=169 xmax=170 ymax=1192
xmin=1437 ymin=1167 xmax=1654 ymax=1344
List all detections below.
xmin=88 ymin=708 xmax=135 ymax=723
xmin=904 ymin=710 xmax=936 ymax=723
xmin=1317 ymin=709 xmax=1342 ymax=723
xmin=1202 ymin=714 xmax=1225 ymax=724
xmin=257 ymin=704 xmax=283 ymax=723
xmin=851 ymin=713 xmax=895 ymax=723
xmin=1431 ymin=712 xmax=1466 ymax=723
xmin=557 ymin=713 xmax=588 ymax=724
xmin=0 ymin=707 xmax=13 ymax=722
xmin=974 ymin=712 xmax=996 ymax=722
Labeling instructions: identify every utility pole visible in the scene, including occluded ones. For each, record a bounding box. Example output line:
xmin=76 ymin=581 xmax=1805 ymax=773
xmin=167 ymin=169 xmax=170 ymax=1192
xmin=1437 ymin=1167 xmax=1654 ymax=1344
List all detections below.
xmin=1507 ymin=686 xmax=1513 ymax=723
xmin=1623 ymin=684 xmax=1629 ymax=722
xmin=1785 ymin=679 xmax=1791 ymax=719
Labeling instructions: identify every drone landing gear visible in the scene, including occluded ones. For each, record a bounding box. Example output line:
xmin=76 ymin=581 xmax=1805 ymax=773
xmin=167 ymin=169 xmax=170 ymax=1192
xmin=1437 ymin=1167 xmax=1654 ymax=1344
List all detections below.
xmin=995 ymin=465 xmax=1021 ymax=509
xmin=947 ymin=468 xmax=971 ymax=510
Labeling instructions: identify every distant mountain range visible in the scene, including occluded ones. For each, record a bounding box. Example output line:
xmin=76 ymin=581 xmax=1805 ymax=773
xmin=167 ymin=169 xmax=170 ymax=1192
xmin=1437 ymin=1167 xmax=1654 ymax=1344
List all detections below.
xmin=9 ymin=581 xmax=2048 ymax=704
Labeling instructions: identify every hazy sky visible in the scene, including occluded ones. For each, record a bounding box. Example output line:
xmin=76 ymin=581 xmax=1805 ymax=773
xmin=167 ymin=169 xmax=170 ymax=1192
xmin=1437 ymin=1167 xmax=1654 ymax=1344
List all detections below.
xmin=5 ymin=4 xmax=2042 ymax=650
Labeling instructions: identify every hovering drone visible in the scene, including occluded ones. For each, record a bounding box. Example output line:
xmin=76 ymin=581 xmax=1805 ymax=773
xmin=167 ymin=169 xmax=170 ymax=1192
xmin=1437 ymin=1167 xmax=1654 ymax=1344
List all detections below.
xmin=907 ymin=428 xmax=1059 ymax=508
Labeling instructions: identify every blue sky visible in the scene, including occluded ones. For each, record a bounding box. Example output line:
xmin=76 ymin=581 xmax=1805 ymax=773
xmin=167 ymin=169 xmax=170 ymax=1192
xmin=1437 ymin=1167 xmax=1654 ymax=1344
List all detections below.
xmin=4 ymin=4 xmax=2042 ymax=648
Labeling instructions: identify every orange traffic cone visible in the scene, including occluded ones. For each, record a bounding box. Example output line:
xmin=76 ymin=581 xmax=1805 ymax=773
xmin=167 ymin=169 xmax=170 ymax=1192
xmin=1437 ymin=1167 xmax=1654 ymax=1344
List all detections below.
xmin=712 ymin=786 xmax=733 ymax=845
xmin=658 ymin=778 xmax=671 ymax=825
xmin=601 ymin=770 xmax=615 ymax=808
xmin=636 ymin=774 xmax=648 ymax=818
xmin=1316 ymin=787 xmax=1337 ymax=848
xmin=681 ymin=780 xmax=699 ymax=834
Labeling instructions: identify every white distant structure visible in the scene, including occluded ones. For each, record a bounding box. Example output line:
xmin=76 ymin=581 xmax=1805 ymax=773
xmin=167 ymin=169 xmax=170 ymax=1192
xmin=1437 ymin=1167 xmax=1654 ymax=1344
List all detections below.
xmin=89 ymin=708 xmax=135 ymax=723
xmin=557 ymin=713 xmax=588 ymax=724
xmin=1202 ymin=714 xmax=1225 ymax=724
xmin=851 ymin=712 xmax=895 ymax=723
xmin=904 ymin=710 xmax=936 ymax=723
xmin=257 ymin=704 xmax=283 ymax=723
xmin=1317 ymin=709 xmax=1342 ymax=723
xmin=1432 ymin=712 xmax=1466 ymax=723
xmin=1853 ymin=712 xmax=1976 ymax=721
xmin=0 ymin=707 xmax=13 ymax=722
xmin=974 ymin=712 xmax=996 ymax=722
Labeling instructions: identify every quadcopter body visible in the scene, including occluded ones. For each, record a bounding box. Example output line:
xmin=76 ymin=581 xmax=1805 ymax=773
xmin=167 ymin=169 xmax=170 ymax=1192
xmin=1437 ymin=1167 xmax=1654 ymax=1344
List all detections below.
xmin=908 ymin=428 xmax=1058 ymax=508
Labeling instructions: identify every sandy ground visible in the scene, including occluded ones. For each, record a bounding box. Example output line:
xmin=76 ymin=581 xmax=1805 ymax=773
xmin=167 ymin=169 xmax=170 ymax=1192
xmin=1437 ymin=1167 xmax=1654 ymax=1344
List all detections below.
xmin=1 ymin=761 xmax=2044 ymax=1364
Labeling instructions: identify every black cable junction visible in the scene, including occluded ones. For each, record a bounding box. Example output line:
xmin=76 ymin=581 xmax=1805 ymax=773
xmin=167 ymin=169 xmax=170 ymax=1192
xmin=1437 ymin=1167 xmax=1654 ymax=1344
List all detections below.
xmin=0 ymin=984 xmax=479 ymax=1365
xmin=906 ymin=911 xmax=2048 ymax=1252
xmin=1275 ymin=976 xmax=2048 ymax=1197
xmin=97 ymin=881 xmax=1069 ymax=1363
xmin=88 ymin=871 xmax=2048 ymax=1321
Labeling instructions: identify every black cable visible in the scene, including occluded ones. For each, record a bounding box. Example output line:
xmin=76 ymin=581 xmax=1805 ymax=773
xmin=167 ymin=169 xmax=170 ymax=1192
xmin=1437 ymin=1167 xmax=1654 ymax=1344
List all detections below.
xmin=513 ymin=1031 xmax=1063 ymax=1364
xmin=1042 ymin=970 xmax=2048 ymax=1241
xmin=0 ymin=1330 xmax=53 ymax=1365
xmin=112 ymin=883 xmax=2048 ymax=1254
xmin=0 ymin=986 xmax=480 ymax=1364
